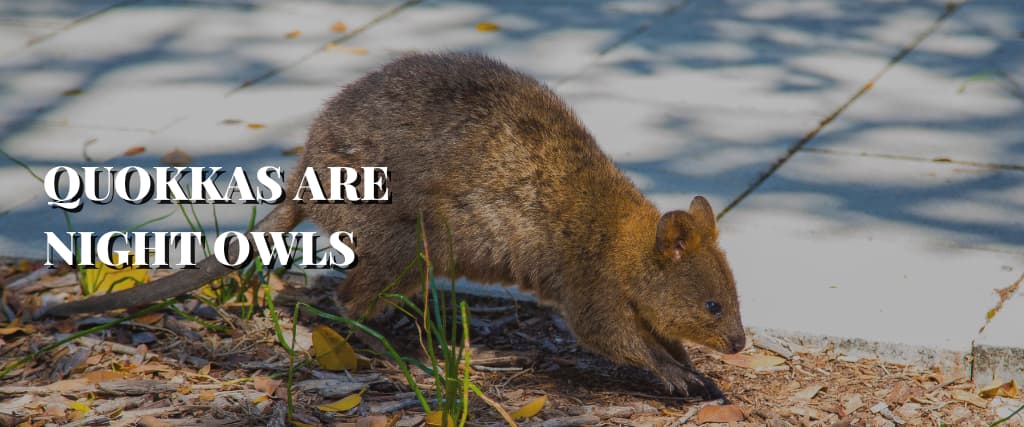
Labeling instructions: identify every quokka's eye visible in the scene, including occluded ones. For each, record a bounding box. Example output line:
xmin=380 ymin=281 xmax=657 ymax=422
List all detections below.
xmin=705 ymin=300 xmax=722 ymax=316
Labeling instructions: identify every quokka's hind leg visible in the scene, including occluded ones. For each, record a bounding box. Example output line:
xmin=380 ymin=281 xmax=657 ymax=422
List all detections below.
xmin=333 ymin=237 xmax=428 ymax=358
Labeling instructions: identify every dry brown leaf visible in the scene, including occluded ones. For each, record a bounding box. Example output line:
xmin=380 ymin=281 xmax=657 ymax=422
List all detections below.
xmin=123 ymin=146 xmax=146 ymax=156
xmin=721 ymin=353 xmax=786 ymax=369
xmin=0 ymin=322 xmax=35 ymax=336
xmin=160 ymin=148 xmax=192 ymax=167
xmin=330 ymin=21 xmax=348 ymax=32
xmin=253 ymin=376 xmax=282 ymax=395
xmin=695 ymin=404 xmax=745 ymax=423
xmin=510 ymin=395 xmax=547 ymax=420
xmin=312 ymin=325 xmax=358 ymax=371
xmin=979 ymin=379 xmax=1019 ymax=399
xmin=475 ymin=21 xmax=500 ymax=32
xmin=199 ymin=364 xmax=212 ymax=376
xmin=285 ymin=30 xmax=301 ymax=39
xmin=952 ymin=390 xmax=989 ymax=408
xmin=199 ymin=389 xmax=216 ymax=401
xmin=134 ymin=312 xmax=164 ymax=325
xmin=84 ymin=370 xmax=125 ymax=383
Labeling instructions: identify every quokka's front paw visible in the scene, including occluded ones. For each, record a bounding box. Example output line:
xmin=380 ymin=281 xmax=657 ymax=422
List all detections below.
xmin=659 ymin=365 xmax=724 ymax=401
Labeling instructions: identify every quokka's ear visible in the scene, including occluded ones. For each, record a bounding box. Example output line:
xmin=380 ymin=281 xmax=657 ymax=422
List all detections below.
xmin=655 ymin=210 xmax=701 ymax=261
xmin=689 ymin=196 xmax=718 ymax=239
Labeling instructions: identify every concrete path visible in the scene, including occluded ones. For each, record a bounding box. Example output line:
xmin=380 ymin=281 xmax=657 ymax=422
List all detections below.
xmin=0 ymin=0 xmax=1021 ymax=383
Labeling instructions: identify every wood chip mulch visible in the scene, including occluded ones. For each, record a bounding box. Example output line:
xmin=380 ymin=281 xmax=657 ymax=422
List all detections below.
xmin=1 ymin=259 xmax=1022 ymax=427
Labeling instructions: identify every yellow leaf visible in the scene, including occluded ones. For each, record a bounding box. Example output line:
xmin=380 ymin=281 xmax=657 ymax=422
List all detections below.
xmin=281 ymin=146 xmax=304 ymax=156
xmin=285 ymin=30 xmax=301 ymax=39
xmin=312 ymin=325 xmax=358 ymax=371
xmin=425 ymin=410 xmax=456 ymax=427
xmin=69 ymin=401 xmax=90 ymax=413
xmin=324 ymin=43 xmax=368 ymax=55
xmin=247 ymin=123 xmax=266 ymax=129
xmin=510 ymin=395 xmax=546 ymax=420
xmin=720 ymin=353 xmax=785 ymax=370
xmin=81 ymin=253 xmax=150 ymax=296
xmin=317 ymin=390 xmax=364 ymax=412
xmin=979 ymin=379 xmax=1019 ymax=399
xmin=330 ymin=21 xmax=347 ymax=32
xmin=0 ymin=324 xmax=35 ymax=336
xmin=199 ymin=390 xmax=216 ymax=402
xmin=475 ymin=21 xmax=500 ymax=32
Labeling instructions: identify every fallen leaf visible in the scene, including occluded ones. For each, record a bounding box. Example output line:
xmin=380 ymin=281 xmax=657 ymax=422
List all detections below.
xmin=253 ymin=376 xmax=282 ymax=395
xmin=330 ymin=21 xmax=347 ymax=32
xmin=475 ymin=21 xmax=500 ymax=32
xmin=792 ymin=384 xmax=825 ymax=401
xmin=425 ymin=411 xmax=456 ymax=427
xmin=199 ymin=390 xmax=216 ymax=401
xmin=0 ymin=322 xmax=35 ymax=336
xmin=318 ymin=389 xmax=364 ymax=412
xmin=721 ymin=353 xmax=785 ymax=369
xmin=134 ymin=312 xmax=165 ymax=325
xmin=285 ymin=30 xmax=301 ymax=39
xmin=247 ymin=123 xmax=266 ymax=129
xmin=199 ymin=364 xmax=211 ymax=376
xmin=84 ymin=370 xmax=125 ymax=383
xmin=69 ymin=401 xmax=90 ymax=413
xmin=324 ymin=42 xmax=368 ymax=55
xmin=979 ymin=379 xmax=1019 ymax=399
xmin=81 ymin=253 xmax=150 ymax=296
xmin=282 ymin=146 xmax=304 ymax=156
xmin=312 ymin=325 xmax=358 ymax=371
xmin=123 ymin=146 xmax=146 ymax=156
xmin=510 ymin=395 xmax=547 ymax=420
xmin=62 ymin=88 xmax=84 ymax=96
xmin=695 ymin=404 xmax=745 ymax=423
xmin=952 ymin=389 xmax=989 ymax=408
xmin=160 ymin=148 xmax=192 ymax=167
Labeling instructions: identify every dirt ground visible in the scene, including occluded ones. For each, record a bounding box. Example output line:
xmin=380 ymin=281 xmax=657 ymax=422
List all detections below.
xmin=1 ymin=258 xmax=1022 ymax=427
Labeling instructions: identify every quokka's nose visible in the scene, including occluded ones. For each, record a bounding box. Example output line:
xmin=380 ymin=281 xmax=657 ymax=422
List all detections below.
xmin=729 ymin=335 xmax=746 ymax=353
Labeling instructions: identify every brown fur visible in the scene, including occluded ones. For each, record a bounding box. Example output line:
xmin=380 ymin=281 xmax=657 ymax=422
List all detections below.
xmin=46 ymin=52 xmax=745 ymax=399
